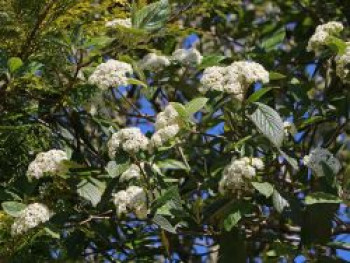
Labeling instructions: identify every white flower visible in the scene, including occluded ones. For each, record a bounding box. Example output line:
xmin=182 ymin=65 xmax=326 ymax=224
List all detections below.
xmin=27 ymin=149 xmax=68 ymax=179
xmin=336 ymin=42 xmax=350 ymax=83
xmin=200 ymin=61 xmax=269 ymax=101
xmin=11 ymin=203 xmax=51 ymax=236
xmin=219 ymin=157 xmax=264 ymax=195
xmin=108 ymin=127 xmax=149 ymax=157
xmin=154 ymin=104 xmax=179 ymax=130
xmin=307 ymin=21 xmax=343 ymax=53
xmin=113 ymin=186 xmax=148 ymax=219
xmin=119 ymin=164 xmax=141 ymax=182
xmin=106 ymin=18 xmax=132 ymax=28
xmin=88 ymin=59 xmax=133 ymax=90
xmin=139 ymin=53 xmax=170 ymax=71
xmin=172 ymin=48 xmax=203 ymax=65
xmin=303 ymin=147 xmax=341 ymax=177
xmin=283 ymin=121 xmax=297 ymax=137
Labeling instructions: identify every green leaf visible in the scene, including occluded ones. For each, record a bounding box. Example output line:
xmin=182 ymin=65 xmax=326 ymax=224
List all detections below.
xmin=279 ymin=150 xmax=299 ymax=171
xmin=106 ymin=161 xmax=129 ymax=178
xmin=251 ymin=182 xmax=274 ymax=198
xmin=77 ymin=178 xmax=106 ymax=207
xmin=153 ymin=214 xmax=177 ymax=233
xmin=185 ymin=97 xmax=208 ymax=115
xmin=272 ymin=190 xmax=289 ymax=213
xmin=7 ymin=57 xmax=23 ymax=73
xmin=247 ymin=87 xmax=274 ymax=103
xmin=250 ymin=102 xmax=284 ymax=147
xmin=2 ymin=201 xmax=26 ymax=217
xmin=269 ymin=72 xmax=286 ymax=80
xmin=132 ymin=0 xmax=170 ymax=32
xmin=223 ymin=210 xmax=242 ymax=232
xmin=44 ymin=227 xmax=60 ymax=239
xmin=305 ymin=192 xmax=342 ymax=205
xmin=157 ymin=159 xmax=189 ymax=171
xmin=326 ymin=36 xmax=347 ymax=55
xmin=198 ymin=55 xmax=225 ymax=70
xmin=152 ymin=186 xmax=181 ymax=210
xmin=170 ymin=102 xmax=189 ymax=121
xmin=261 ymin=28 xmax=286 ymax=51
xmin=127 ymin=78 xmax=148 ymax=88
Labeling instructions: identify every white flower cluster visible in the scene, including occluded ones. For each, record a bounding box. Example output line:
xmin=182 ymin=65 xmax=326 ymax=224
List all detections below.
xmin=139 ymin=53 xmax=171 ymax=71
xmin=200 ymin=61 xmax=269 ymax=101
xmin=27 ymin=149 xmax=68 ymax=179
xmin=113 ymin=186 xmax=148 ymax=219
xmin=283 ymin=121 xmax=297 ymax=137
xmin=150 ymin=104 xmax=180 ymax=149
xmin=88 ymin=59 xmax=133 ymax=90
xmin=336 ymin=42 xmax=350 ymax=83
xmin=219 ymin=157 xmax=264 ymax=195
xmin=11 ymin=203 xmax=51 ymax=236
xmin=108 ymin=127 xmax=149 ymax=157
xmin=119 ymin=164 xmax=141 ymax=182
xmin=303 ymin=147 xmax=341 ymax=177
xmin=307 ymin=21 xmax=344 ymax=53
xmin=106 ymin=18 xmax=132 ymax=28
xmin=172 ymin=48 xmax=203 ymax=65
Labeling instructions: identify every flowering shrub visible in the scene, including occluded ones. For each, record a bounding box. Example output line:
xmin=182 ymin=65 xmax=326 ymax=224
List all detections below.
xmin=0 ymin=0 xmax=349 ymax=262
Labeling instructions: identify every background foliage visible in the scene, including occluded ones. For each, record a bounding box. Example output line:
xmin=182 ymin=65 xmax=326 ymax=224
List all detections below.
xmin=0 ymin=0 xmax=350 ymax=262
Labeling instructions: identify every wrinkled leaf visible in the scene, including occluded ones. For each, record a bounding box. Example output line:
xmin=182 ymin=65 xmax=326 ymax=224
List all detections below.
xmin=252 ymin=182 xmax=274 ymax=198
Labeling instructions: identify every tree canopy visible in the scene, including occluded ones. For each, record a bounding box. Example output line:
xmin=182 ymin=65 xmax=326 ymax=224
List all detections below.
xmin=0 ymin=0 xmax=350 ymax=262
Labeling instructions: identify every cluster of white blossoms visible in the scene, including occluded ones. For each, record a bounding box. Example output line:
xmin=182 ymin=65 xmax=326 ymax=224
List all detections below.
xmin=303 ymin=147 xmax=341 ymax=177
xmin=150 ymin=104 xmax=180 ymax=149
xmin=283 ymin=121 xmax=297 ymax=137
xmin=139 ymin=53 xmax=171 ymax=71
xmin=172 ymin=48 xmax=203 ymax=65
xmin=27 ymin=149 xmax=68 ymax=179
xmin=336 ymin=42 xmax=350 ymax=83
xmin=200 ymin=61 xmax=269 ymax=101
xmin=88 ymin=59 xmax=133 ymax=90
xmin=108 ymin=127 xmax=149 ymax=157
xmin=119 ymin=164 xmax=141 ymax=182
xmin=307 ymin=21 xmax=344 ymax=53
xmin=113 ymin=186 xmax=148 ymax=219
xmin=219 ymin=157 xmax=264 ymax=195
xmin=105 ymin=18 xmax=132 ymax=28
xmin=11 ymin=203 xmax=51 ymax=236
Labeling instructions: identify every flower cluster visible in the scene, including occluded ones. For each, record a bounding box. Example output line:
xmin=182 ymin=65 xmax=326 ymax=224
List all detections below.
xmin=219 ymin=157 xmax=264 ymax=195
xmin=283 ymin=121 xmax=297 ymax=137
xmin=108 ymin=127 xmax=149 ymax=157
xmin=200 ymin=61 xmax=269 ymax=101
xmin=139 ymin=53 xmax=171 ymax=71
xmin=105 ymin=18 xmax=132 ymax=28
xmin=150 ymin=104 xmax=180 ymax=149
xmin=27 ymin=149 xmax=68 ymax=179
xmin=88 ymin=59 xmax=133 ymax=90
xmin=303 ymin=147 xmax=341 ymax=177
xmin=172 ymin=48 xmax=203 ymax=65
xmin=119 ymin=164 xmax=141 ymax=182
xmin=11 ymin=203 xmax=51 ymax=236
xmin=113 ymin=186 xmax=148 ymax=219
xmin=336 ymin=42 xmax=350 ymax=83
xmin=307 ymin=21 xmax=344 ymax=53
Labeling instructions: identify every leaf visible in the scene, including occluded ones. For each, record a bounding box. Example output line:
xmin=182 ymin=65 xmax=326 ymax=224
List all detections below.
xmin=223 ymin=210 xmax=242 ymax=232
xmin=198 ymin=55 xmax=225 ymax=70
xmin=247 ymin=87 xmax=274 ymax=103
xmin=152 ymin=186 xmax=181 ymax=211
xmin=105 ymin=161 xmax=129 ymax=178
xmin=7 ymin=57 xmax=23 ymax=73
xmin=326 ymin=36 xmax=347 ymax=55
xmin=261 ymin=28 xmax=285 ymax=51
xmin=250 ymin=102 xmax=284 ymax=148
xmin=77 ymin=178 xmax=106 ymax=207
xmin=170 ymin=102 xmax=189 ymax=122
xmin=2 ymin=201 xmax=26 ymax=217
xmin=132 ymin=0 xmax=170 ymax=32
xmin=127 ymin=78 xmax=148 ymax=88
xmin=269 ymin=72 xmax=286 ymax=80
xmin=44 ymin=227 xmax=60 ymax=239
xmin=157 ymin=159 xmax=189 ymax=171
xmin=251 ymin=182 xmax=274 ymax=198
xmin=272 ymin=190 xmax=289 ymax=213
xmin=279 ymin=150 xmax=299 ymax=171
xmin=185 ymin=97 xmax=208 ymax=115
xmin=305 ymin=192 xmax=342 ymax=205
xmin=153 ymin=214 xmax=176 ymax=233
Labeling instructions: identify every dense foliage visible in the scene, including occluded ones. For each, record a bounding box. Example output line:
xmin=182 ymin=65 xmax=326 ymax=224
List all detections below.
xmin=0 ymin=0 xmax=350 ymax=262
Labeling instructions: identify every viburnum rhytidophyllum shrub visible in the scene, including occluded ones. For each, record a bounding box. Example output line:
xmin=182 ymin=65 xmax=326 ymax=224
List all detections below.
xmin=0 ymin=0 xmax=349 ymax=262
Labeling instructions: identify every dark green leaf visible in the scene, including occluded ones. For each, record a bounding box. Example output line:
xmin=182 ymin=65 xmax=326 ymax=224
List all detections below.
xmin=2 ymin=201 xmax=26 ymax=217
